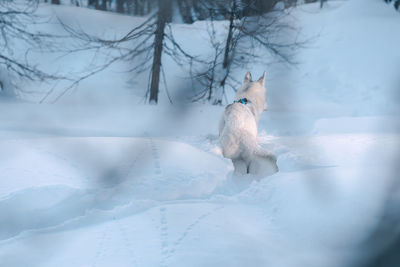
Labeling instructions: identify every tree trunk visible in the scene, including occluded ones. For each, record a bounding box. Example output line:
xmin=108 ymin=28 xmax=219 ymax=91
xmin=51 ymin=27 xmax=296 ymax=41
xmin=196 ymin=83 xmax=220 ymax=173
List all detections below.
xmin=116 ymin=0 xmax=124 ymax=13
xmin=134 ymin=0 xmax=139 ymax=15
xmin=139 ymin=0 xmax=145 ymax=15
xmin=192 ymin=0 xmax=207 ymax=20
xmin=177 ymin=0 xmax=194 ymax=24
xmin=51 ymin=0 xmax=60 ymax=4
xmin=89 ymin=0 xmax=100 ymax=10
xmin=147 ymin=0 xmax=152 ymax=14
xmin=100 ymin=0 xmax=107 ymax=10
xmin=222 ymin=1 xmax=236 ymax=70
xmin=149 ymin=0 xmax=171 ymax=104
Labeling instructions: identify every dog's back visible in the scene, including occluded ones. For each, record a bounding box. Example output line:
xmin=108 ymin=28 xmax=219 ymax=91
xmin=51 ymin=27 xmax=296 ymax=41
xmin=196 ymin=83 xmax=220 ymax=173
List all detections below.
xmin=219 ymin=103 xmax=258 ymax=160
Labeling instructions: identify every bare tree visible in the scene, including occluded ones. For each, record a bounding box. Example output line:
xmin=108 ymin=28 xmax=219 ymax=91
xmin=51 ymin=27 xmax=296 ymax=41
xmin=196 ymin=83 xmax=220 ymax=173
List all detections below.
xmin=0 ymin=0 xmax=66 ymax=96
xmin=191 ymin=0 xmax=307 ymax=104
xmin=41 ymin=0 xmax=307 ymax=104
xmin=48 ymin=0 xmax=198 ymax=104
xmin=54 ymin=0 xmax=157 ymax=15
xmin=116 ymin=0 xmax=125 ymax=13
xmin=384 ymin=0 xmax=400 ymax=10
xmin=191 ymin=14 xmax=224 ymax=103
xmin=177 ymin=0 xmax=194 ymax=24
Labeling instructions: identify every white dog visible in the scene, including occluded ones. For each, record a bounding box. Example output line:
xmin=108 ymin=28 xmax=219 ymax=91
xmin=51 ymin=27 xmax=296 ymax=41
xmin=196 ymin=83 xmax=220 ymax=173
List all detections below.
xmin=219 ymin=72 xmax=278 ymax=176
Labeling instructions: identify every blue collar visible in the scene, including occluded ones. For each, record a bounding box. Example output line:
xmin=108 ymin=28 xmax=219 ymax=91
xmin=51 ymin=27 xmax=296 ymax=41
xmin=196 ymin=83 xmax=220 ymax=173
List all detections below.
xmin=234 ymin=98 xmax=249 ymax=105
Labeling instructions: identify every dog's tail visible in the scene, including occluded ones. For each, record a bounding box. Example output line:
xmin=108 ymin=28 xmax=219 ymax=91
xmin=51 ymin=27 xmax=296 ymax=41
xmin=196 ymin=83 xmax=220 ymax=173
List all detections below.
xmin=248 ymin=146 xmax=279 ymax=176
xmin=254 ymin=146 xmax=277 ymax=163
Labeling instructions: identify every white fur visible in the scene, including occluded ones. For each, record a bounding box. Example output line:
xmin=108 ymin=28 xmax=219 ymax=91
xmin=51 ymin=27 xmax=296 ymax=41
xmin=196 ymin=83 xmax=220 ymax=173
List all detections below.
xmin=219 ymin=72 xmax=278 ymax=177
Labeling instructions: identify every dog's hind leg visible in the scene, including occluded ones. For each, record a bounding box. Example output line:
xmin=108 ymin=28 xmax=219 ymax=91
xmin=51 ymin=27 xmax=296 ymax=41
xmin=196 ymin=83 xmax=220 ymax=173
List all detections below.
xmin=232 ymin=159 xmax=247 ymax=175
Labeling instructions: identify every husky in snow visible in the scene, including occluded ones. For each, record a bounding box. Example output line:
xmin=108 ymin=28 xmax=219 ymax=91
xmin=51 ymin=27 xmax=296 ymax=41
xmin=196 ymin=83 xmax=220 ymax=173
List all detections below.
xmin=219 ymin=72 xmax=278 ymax=176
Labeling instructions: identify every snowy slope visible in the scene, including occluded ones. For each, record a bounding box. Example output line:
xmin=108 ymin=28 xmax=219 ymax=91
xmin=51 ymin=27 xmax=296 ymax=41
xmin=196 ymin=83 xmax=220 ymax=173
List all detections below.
xmin=1 ymin=0 xmax=399 ymax=267
xmin=1 ymin=125 xmax=398 ymax=267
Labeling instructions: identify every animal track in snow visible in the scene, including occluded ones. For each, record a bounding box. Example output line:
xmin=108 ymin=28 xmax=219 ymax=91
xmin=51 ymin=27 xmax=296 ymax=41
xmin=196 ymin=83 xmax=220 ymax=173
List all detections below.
xmin=92 ymin=227 xmax=108 ymax=267
xmin=160 ymin=205 xmax=224 ymax=266
xmin=148 ymin=138 xmax=163 ymax=177
xmin=159 ymin=207 xmax=169 ymax=267
xmin=117 ymin=220 xmax=138 ymax=267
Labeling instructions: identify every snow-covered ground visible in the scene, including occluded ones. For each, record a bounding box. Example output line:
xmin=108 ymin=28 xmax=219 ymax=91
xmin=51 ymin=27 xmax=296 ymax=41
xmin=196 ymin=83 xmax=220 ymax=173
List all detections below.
xmin=1 ymin=0 xmax=399 ymax=266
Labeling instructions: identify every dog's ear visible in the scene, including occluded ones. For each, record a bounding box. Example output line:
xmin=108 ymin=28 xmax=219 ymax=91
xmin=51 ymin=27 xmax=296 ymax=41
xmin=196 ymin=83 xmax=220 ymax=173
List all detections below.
xmin=257 ymin=71 xmax=266 ymax=86
xmin=244 ymin=72 xmax=252 ymax=83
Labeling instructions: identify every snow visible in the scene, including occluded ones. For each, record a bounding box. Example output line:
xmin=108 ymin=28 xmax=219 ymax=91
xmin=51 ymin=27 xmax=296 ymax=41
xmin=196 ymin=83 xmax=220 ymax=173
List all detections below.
xmin=1 ymin=0 xmax=399 ymax=266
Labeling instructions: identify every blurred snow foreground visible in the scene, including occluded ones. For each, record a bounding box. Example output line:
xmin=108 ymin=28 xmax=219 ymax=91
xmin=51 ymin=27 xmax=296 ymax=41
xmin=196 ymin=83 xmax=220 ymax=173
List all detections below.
xmin=0 ymin=0 xmax=400 ymax=267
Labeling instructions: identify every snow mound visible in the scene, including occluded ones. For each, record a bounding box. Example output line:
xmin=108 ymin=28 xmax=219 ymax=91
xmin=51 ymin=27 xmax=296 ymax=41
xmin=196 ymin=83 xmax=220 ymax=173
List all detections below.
xmin=0 ymin=136 xmax=231 ymax=241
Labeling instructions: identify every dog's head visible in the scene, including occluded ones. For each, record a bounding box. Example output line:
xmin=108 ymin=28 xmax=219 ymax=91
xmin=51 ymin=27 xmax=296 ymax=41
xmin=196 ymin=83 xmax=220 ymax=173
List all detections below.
xmin=236 ymin=71 xmax=268 ymax=113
